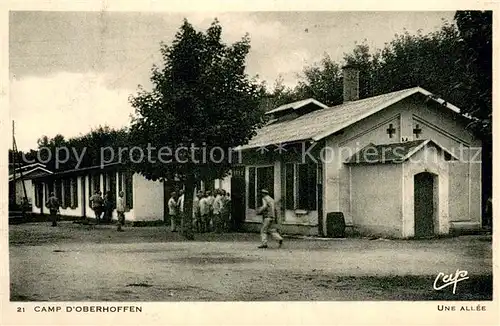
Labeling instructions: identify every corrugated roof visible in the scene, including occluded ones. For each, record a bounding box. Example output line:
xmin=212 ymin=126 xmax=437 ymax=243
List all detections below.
xmin=239 ymin=87 xmax=461 ymax=150
xmin=344 ymin=139 xmax=458 ymax=164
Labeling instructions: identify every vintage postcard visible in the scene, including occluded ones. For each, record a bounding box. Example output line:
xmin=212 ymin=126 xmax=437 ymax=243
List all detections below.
xmin=1 ymin=1 xmax=498 ymax=325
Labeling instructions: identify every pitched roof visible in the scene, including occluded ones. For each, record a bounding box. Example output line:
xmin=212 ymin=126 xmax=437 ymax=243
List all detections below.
xmin=239 ymin=87 xmax=461 ymax=150
xmin=344 ymin=139 xmax=459 ymax=164
xmin=9 ymin=164 xmax=53 ymax=182
xmin=265 ymin=98 xmax=328 ymax=115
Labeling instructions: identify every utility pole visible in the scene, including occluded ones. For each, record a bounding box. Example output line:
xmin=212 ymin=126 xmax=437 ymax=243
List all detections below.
xmin=12 ymin=121 xmax=29 ymax=215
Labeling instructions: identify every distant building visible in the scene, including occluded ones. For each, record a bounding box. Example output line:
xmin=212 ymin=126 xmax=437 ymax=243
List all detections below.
xmin=9 ymin=163 xmax=52 ymax=209
xmin=29 ymin=163 xmax=227 ymax=222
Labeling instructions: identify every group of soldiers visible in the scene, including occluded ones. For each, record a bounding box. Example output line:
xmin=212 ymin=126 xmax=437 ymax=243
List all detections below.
xmin=45 ymin=190 xmax=126 ymax=231
xmin=44 ymin=186 xmax=284 ymax=248
xmin=167 ymin=188 xmax=232 ymax=233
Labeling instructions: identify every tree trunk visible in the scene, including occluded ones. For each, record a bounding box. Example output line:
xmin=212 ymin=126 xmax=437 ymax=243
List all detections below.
xmin=182 ymin=172 xmax=195 ymax=240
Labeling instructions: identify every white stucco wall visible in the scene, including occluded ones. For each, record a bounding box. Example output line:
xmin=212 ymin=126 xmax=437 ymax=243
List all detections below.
xmin=408 ymin=98 xmax=482 ymax=227
xmin=350 ymin=163 xmax=403 ymax=237
xmin=323 ymin=105 xmax=402 ymax=232
xmin=13 ymin=179 xmax=34 ymax=205
xmin=132 ymin=173 xmax=163 ymax=221
xmin=322 ymin=96 xmax=482 ymax=235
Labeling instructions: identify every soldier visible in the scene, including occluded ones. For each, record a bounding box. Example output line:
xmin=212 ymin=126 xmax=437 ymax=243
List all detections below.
xmin=199 ymin=192 xmax=209 ymax=233
xmin=193 ymin=190 xmax=203 ymax=233
xmin=89 ymin=191 xmax=104 ymax=225
xmin=168 ymin=191 xmax=178 ymax=232
xmin=256 ymin=189 xmax=283 ymax=249
xmin=103 ymin=191 xmax=114 ymax=223
xmin=116 ymin=191 xmax=126 ymax=231
xmin=177 ymin=189 xmax=185 ymax=230
xmin=46 ymin=192 xmax=60 ymax=227
xmin=213 ymin=189 xmax=224 ymax=233
xmin=206 ymin=190 xmax=215 ymax=232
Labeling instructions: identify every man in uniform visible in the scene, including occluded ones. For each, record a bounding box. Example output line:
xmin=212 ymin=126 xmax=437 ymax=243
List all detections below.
xmin=193 ymin=190 xmax=203 ymax=233
xmin=256 ymin=189 xmax=283 ymax=249
xmin=89 ymin=191 xmax=104 ymax=225
xmin=168 ymin=191 xmax=178 ymax=232
xmin=116 ymin=191 xmax=126 ymax=231
xmin=46 ymin=192 xmax=60 ymax=227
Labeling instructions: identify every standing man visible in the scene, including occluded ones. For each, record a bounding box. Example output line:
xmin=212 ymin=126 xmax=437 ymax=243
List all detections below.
xmin=225 ymin=192 xmax=232 ymax=231
xmin=89 ymin=191 xmax=104 ymax=225
xmin=199 ymin=192 xmax=209 ymax=233
xmin=46 ymin=192 xmax=60 ymax=227
xmin=206 ymin=190 xmax=215 ymax=232
xmin=116 ymin=191 xmax=126 ymax=231
xmin=212 ymin=189 xmax=224 ymax=233
xmin=256 ymin=189 xmax=283 ymax=249
xmin=177 ymin=189 xmax=185 ymax=231
xmin=168 ymin=191 xmax=178 ymax=232
xmin=104 ymin=191 xmax=114 ymax=223
xmin=193 ymin=190 xmax=203 ymax=233
xmin=221 ymin=190 xmax=231 ymax=232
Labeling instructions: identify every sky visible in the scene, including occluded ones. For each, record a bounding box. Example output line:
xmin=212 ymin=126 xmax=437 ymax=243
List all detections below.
xmin=10 ymin=11 xmax=455 ymax=151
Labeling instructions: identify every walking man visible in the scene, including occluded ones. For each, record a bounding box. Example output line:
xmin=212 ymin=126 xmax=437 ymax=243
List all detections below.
xmin=168 ymin=191 xmax=178 ymax=232
xmin=256 ymin=189 xmax=283 ymax=249
xmin=46 ymin=192 xmax=60 ymax=227
xmin=89 ymin=191 xmax=104 ymax=225
xmin=116 ymin=191 xmax=126 ymax=231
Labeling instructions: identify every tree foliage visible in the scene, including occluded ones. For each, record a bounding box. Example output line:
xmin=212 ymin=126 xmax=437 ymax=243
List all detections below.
xmin=128 ymin=19 xmax=266 ymax=238
xmin=10 ymin=126 xmax=129 ymax=172
xmin=265 ymin=11 xmax=491 ymax=138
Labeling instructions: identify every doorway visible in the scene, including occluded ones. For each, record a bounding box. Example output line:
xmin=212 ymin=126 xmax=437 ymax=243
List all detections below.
xmin=414 ymin=172 xmax=436 ymax=237
xmin=230 ymin=166 xmax=246 ymax=231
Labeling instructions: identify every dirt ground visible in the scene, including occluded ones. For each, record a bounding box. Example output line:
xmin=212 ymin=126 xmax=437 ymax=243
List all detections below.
xmin=9 ymin=222 xmax=493 ymax=301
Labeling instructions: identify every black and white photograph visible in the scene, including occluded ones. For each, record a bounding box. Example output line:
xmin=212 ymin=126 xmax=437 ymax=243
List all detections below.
xmin=3 ymin=3 xmax=497 ymax=325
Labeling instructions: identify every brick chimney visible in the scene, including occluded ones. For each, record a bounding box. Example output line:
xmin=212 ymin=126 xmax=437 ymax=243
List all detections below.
xmin=342 ymin=65 xmax=359 ymax=102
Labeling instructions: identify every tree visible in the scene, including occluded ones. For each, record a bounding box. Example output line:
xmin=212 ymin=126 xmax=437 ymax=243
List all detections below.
xmin=296 ymin=54 xmax=343 ymax=106
xmin=454 ymin=10 xmax=492 ymax=135
xmin=261 ymin=75 xmax=301 ymax=111
xmin=128 ymin=19 xmax=266 ymax=239
xmin=454 ymin=10 xmax=493 ymax=220
xmin=23 ymin=126 xmax=129 ymax=172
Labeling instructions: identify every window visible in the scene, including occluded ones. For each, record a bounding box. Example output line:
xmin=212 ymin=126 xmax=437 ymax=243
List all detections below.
xmin=89 ymin=173 xmax=100 ymax=197
xmin=118 ymin=172 xmax=123 ymax=192
xmin=285 ymin=163 xmax=317 ymax=211
xmin=285 ymin=163 xmax=295 ymax=210
xmin=34 ymin=182 xmax=42 ymax=208
xmin=247 ymin=166 xmax=274 ymax=209
xmin=124 ymin=171 xmax=133 ymax=209
xmin=71 ymin=178 xmax=78 ymax=208
xmin=63 ymin=178 xmax=71 ymax=208
xmin=45 ymin=182 xmax=53 ymax=196
xmin=55 ymin=180 xmax=62 ymax=203
xmin=106 ymin=172 xmax=117 ymax=203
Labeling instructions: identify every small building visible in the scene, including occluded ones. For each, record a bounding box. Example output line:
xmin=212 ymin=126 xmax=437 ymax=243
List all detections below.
xmin=233 ymin=66 xmax=483 ymax=238
xmin=9 ymin=163 xmax=53 ymax=209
